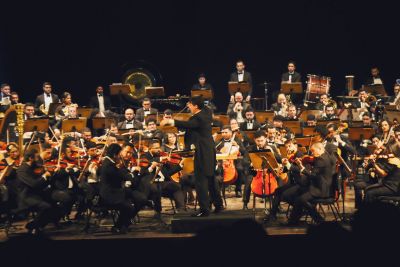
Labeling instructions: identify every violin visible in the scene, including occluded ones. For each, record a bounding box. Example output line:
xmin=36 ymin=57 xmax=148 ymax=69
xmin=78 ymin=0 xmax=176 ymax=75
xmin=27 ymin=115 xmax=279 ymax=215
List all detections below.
xmin=159 ymin=151 xmax=182 ymax=165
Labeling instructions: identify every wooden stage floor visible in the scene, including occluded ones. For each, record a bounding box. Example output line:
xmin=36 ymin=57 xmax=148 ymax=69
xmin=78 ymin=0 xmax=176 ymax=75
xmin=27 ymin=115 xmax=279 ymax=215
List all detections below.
xmin=0 ymin=186 xmax=356 ymax=241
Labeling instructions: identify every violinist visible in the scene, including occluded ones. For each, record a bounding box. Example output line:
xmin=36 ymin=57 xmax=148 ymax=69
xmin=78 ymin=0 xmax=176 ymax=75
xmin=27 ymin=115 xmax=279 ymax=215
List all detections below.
xmin=0 ymin=143 xmax=21 ymax=209
xmin=363 ymin=143 xmax=400 ymax=203
xmin=161 ymin=132 xmax=179 ymax=153
xmin=16 ymin=148 xmax=58 ymax=235
xmin=99 ymin=144 xmax=137 ymax=234
xmin=118 ymin=143 xmax=150 ymax=219
xmin=286 ymin=142 xmax=333 ymax=225
xmin=139 ymin=139 xmax=186 ymax=216
xmin=265 ymin=139 xmax=306 ymax=223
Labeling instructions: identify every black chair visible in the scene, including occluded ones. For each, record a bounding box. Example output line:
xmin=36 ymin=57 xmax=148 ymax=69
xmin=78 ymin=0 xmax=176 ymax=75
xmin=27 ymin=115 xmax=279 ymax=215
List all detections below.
xmin=83 ymin=195 xmax=121 ymax=233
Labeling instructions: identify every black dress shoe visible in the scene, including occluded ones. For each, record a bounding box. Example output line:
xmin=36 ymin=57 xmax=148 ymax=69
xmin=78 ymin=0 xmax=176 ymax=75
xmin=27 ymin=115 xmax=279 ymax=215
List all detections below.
xmin=242 ymin=204 xmax=249 ymax=210
xmin=191 ymin=210 xmax=210 ymax=217
xmin=213 ymin=206 xmax=224 ymax=214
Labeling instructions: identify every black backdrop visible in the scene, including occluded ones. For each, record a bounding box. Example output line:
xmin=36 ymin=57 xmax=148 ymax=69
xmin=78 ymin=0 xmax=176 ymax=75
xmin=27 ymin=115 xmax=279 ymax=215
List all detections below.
xmin=0 ymin=0 xmax=398 ymax=110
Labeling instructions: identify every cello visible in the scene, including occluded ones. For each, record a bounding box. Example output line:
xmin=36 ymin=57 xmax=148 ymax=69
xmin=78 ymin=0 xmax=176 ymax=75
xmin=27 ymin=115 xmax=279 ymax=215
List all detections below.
xmin=218 ymin=131 xmax=239 ymax=185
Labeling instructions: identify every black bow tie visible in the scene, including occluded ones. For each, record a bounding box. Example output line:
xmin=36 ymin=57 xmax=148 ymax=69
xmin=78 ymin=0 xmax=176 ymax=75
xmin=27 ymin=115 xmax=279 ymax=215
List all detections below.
xmin=98 ymin=94 xmax=103 ymax=97
xmin=238 ymin=72 xmax=243 ymax=75
xmin=126 ymin=121 xmax=133 ymax=124
xmin=247 ymin=120 xmax=253 ymax=123
xmin=45 ymin=93 xmax=51 ymax=97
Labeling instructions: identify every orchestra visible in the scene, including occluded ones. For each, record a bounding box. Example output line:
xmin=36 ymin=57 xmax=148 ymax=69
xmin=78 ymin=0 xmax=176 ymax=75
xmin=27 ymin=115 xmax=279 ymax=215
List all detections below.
xmin=0 ymin=63 xmax=399 ymax=236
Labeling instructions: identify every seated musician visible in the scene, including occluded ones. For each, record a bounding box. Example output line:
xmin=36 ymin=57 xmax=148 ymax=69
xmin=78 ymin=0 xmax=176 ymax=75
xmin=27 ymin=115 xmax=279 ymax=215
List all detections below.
xmin=361 ymin=112 xmax=379 ymax=133
xmin=302 ymin=114 xmax=317 ymax=127
xmin=240 ymin=107 xmax=261 ymax=131
xmin=34 ymin=82 xmax=60 ymax=116
xmin=271 ymin=93 xmax=288 ymax=116
xmin=54 ymin=91 xmax=78 ymax=121
xmin=366 ymin=66 xmax=384 ymax=86
xmin=139 ymin=139 xmax=186 ymax=216
xmin=191 ymin=73 xmax=216 ymax=111
xmin=162 ymin=132 xmax=179 ymax=153
xmin=265 ymin=139 xmax=306 ymax=222
xmin=0 ymin=143 xmax=21 ymax=210
xmin=10 ymin=91 xmax=20 ymax=105
xmin=227 ymin=91 xmax=250 ymax=124
xmin=99 ymin=144 xmax=137 ymax=233
xmin=16 ymin=148 xmax=58 ymax=235
xmin=118 ymin=107 xmax=143 ymax=130
xmin=230 ymin=118 xmax=253 ymax=147
xmin=286 ymin=142 xmax=334 ymax=225
xmin=229 ymin=59 xmax=253 ymax=102
xmin=285 ymin=105 xmax=300 ymax=121
xmin=0 ymin=83 xmax=12 ymax=113
xmin=319 ymin=104 xmax=337 ymax=120
xmin=135 ymin=98 xmax=158 ymax=123
xmin=216 ymin=125 xmax=250 ymax=198
xmin=314 ymin=94 xmax=330 ymax=111
xmin=244 ymin=130 xmax=282 ymax=208
xmin=270 ymin=115 xmax=291 ymax=138
xmin=143 ymin=118 xmax=164 ymax=141
xmin=80 ymin=127 xmax=96 ymax=148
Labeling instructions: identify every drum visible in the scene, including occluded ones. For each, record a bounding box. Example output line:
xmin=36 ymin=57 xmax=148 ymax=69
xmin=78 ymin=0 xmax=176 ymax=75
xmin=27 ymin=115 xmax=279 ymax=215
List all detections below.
xmin=306 ymin=74 xmax=321 ymax=101
xmin=320 ymin=76 xmax=331 ymax=94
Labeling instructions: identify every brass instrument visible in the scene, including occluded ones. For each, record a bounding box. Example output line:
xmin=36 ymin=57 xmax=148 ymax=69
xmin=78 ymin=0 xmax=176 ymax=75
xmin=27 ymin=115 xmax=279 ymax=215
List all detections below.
xmin=56 ymin=103 xmax=79 ymax=120
xmin=39 ymin=104 xmax=48 ymax=115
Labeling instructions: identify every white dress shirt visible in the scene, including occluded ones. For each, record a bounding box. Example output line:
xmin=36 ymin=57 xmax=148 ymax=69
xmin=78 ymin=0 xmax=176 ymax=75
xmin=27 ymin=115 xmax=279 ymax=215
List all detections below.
xmin=238 ymin=72 xmax=244 ymax=82
xmin=98 ymin=94 xmax=105 ymax=113
xmin=44 ymin=93 xmax=53 ymax=110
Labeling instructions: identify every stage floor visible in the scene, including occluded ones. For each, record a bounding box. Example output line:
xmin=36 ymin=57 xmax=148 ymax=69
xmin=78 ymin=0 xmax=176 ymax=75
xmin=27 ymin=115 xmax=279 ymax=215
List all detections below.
xmin=0 ymin=186 xmax=356 ymax=241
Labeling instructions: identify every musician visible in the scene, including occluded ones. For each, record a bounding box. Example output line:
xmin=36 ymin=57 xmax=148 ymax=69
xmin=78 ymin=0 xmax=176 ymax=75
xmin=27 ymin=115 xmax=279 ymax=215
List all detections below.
xmin=89 ymin=86 xmax=112 ymax=117
xmin=271 ymin=93 xmax=288 ymax=116
xmin=16 ymin=149 xmax=58 ymax=235
xmin=139 ymin=139 xmax=185 ymax=214
xmin=162 ymin=132 xmax=179 ymax=153
xmin=0 ymin=83 xmax=11 ymax=113
xmin=286 ymin=142 xmax=333 ymax=225
xmin=320 ymin=104 xmax=337 ymax=120
xmin=265 ymin=139 xmax=306 ymax=222
xmin=135 ymin=98 xmax=158 ymax=123
xmin=229 ymin=59 xmax=253 ymax=102
xmin=361 ymin=112 xmax=379 ymax=132
xmin=0 ymin=143 xmax=21 ymax=210
xmin=160 ymin=96 xmax=223 ymax=216
xmin=53 ymin=101 xmax=80 ymax=131
xmin=281 ymin=61 xmax=302 ymax=83
xmin=230 ymin=118 xmax=253 ymax=147
xmin=99 ymin=144 xmax=136 ymax=233
xmin=366 ymin=66 xmax=384 ymax=86
xmin=142 ymin=118 xmax=163 ymax=141
xmin=227 ymin=91 xmax=250 ymax=124
xmin=364 ymin=154 xmax=400 ymax=203
xmin=23 ymin=103 xmax=36 ymax=120
xmin=379 ymin=119 xmax=394 ymax=145
xmin=315 ymin=94 xmax=330 ymax=111
xmin=285 ymin=105 xmax=300 ymax=120
xmin=240 ymin=107 xmax=261 ymax=131
xmin=244 ymin=130 xmax=282 ymax=208
xmin=10 ymin=91 xmax=20 ymax=105
xmin=216 ymin=125 xmax=249 ymax=198
xmin=118 ymin=108 xmax=143 ymax=130
xmin=271 ymin=116 xmax=291 ymax=139
xmin=34 ymin=82 xmax=60 ymax=115
xmin=191 ymin=73 xmax=216 ymax=111
xmin=302 ymin=114 xmax=317 ymax=127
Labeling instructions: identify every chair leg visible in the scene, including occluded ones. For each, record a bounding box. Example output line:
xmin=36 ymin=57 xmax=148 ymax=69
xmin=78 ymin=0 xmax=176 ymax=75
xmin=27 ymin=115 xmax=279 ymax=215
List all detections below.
xmin=222 ymin=186 xmax=227 ymax=208
xmin=252 ymin=194 xmax=256 ymax=212
xmin=318 ymin=204 xmax=327 ymax=218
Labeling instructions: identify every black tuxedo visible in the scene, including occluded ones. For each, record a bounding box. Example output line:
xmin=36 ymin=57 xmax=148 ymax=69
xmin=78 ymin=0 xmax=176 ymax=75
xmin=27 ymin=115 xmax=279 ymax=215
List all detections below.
xmin=191 ymin=83 xmax=213 ymax=90
xmin=135 ymin=107 xmax=158 ymax=122
xmin=89 ymin=94 xmax=112 ymax=110
xmin=240 ymin=120 xmax=261 ymax=131
xmin=117 ymin=120 xmax=143 ymax=130
xmin=229 ymin=71 xmax=253 ymax=96
xmin=35 ymin=93 xmax=60 ymax=109
xmin=281 ymin=72 xmax=302 ymax=83
xmin=174 ymin=107 xmax=223 ymax=212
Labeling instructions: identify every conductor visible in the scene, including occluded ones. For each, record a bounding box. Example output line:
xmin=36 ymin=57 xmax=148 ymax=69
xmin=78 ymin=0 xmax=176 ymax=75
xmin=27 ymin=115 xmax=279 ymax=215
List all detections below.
xmin=160 ymin=96 xmax=223 ymax=217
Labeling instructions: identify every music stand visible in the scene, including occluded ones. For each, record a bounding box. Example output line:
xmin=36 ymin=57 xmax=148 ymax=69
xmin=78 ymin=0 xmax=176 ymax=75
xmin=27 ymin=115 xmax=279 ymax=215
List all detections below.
xmin=191 ymin=89 xmax=213 ymax=100
xmin=255 ymin=111 xmax=275 ymax=124
xmin=110 ymin=84 xmax=133 ymax=113
xmin=228 ymin=82 xmax=250 ymax=96
xmin=24 ymin=118 xmax=49 ymax=133
xmin=48 ymin=103 xmax=62 ymax=116
xmin=145 ymin=87 xmax=165 ymax=98
xmin=299 ymin=109 xmax=322 ymax=122
xmin=302 ymin=127 xmax=315 ymax=136
xmin=157 ymin=126 xmax=178 ymax=133
xmin=363 ymin=84 xmax=387 ymax=96
xmin=213 ymin=114 xmax=229 ymax=126
xmin=92 ymin=117 xmax=115 ymax=129
xmin=280 ymin=82 xmax=303 ymax=94
xmin=283 ymin=120 xmax=302 ymax=135
xmin=77 ymin=107 xmax=93 ymax=118
xmin=61 ymin=118 xmax=87 ymax=134
xmin=386 ymin=110 xmax=400 ymax=124
xmin=348 ymin=127 xmax=375 ymax=141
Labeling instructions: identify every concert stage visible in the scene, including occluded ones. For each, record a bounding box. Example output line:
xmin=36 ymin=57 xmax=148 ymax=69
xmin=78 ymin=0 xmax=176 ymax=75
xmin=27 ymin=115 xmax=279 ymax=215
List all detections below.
xmin=0 ymin=187 xmax=356 ymax=242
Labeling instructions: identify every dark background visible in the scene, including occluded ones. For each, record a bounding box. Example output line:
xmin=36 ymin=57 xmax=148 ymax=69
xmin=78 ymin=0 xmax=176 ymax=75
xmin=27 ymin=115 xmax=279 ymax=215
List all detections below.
xmin=0 ymin=0 xmax=398 ymax=110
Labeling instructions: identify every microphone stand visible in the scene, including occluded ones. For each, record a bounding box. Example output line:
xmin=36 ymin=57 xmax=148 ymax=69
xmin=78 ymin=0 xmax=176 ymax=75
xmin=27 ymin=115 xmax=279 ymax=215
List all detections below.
xmin=264 ymin=82 xmax=269 ymax=110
